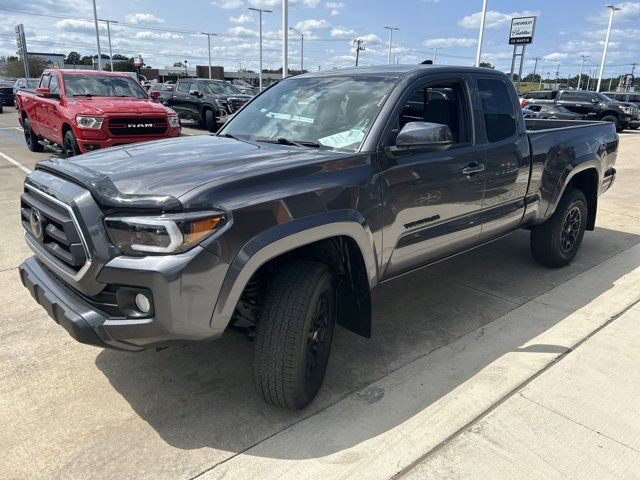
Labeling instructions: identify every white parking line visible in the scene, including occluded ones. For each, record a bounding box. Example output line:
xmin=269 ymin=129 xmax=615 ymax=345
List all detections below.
xmin=0 ymin=151 xmax=32 ymax=174
xmin=14 ymin=127 xmax=23 ymax=132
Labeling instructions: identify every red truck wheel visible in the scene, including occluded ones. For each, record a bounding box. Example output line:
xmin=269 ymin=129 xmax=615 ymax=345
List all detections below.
xmin=23 ymin=118 xmax=44 ymax=152
xmin=62 ymin=131 xmax=81 ymax=158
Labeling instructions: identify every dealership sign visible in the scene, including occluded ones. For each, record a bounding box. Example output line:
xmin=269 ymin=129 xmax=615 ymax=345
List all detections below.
xmin=509 ymin=16 xmax=537 ymax=45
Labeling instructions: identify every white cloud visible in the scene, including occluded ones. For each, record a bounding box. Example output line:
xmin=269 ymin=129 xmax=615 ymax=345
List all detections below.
xmin=211 ymin=0 xmax=244 ymax=8
xmin=544 ymin=52 xmax=569 ymax=61
xmin=458 ymin=10 xmax=539 ymax=29
xmin=125 ymin=13 xmax=166 ymax=25
xmin=355 ymin=34 xmax=382 ymax=44
xmin=331 ymin=26 xmax=356 ymax=37
xmin=228 ymin=26 xmax=258 ymax=36
xmin=248 ymin=0 xmax=320 ymax=7
xmin=587 ymin=2 xmax=640 ymax=23
xmin=325 ymin=1 xmax=344 ymax=16
xmin=229 ymin=14 xmax=255 ymax=24
xmin=422 ymin=0 xmax=441 ymax=2
xmin=423 ymin=37 xmax=477 ymax=48
xmin=134 ymin=31 xmax=183 ymax=40
xmin=295 ymin=19 xmax=332 ymax=32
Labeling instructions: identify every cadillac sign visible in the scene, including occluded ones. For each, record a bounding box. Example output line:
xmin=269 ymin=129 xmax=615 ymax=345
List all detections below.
xmin=509 ymin=16 xmax=537 ymax=45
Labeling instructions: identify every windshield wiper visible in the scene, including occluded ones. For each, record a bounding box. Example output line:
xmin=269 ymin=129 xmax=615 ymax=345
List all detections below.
xmin=275 ymin=137 xmax=321 ymax=148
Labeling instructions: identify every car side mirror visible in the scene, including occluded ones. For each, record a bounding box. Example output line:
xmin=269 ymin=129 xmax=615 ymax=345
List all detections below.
xmin=391 ymin=122 xmax=453 ymax=154
xmin=591 ymin=98 xmax=599 ymax=104
xmin=189 ymin=89 xmax=200 ymax=96
xmin=150 ymin=91 xmax=161 ymax=100
xmin=36 ymin=87 xmax=51 ymax=98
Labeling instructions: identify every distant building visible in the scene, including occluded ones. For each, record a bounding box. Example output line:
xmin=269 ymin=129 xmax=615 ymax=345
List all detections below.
xmin=28 ymin=52 xmax=65 ymax=69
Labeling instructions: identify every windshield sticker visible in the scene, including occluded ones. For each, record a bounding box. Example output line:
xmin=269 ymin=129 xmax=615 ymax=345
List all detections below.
xmin=319 ymin=129 xmax=365 ymax=148
xmin=266 ymin=112 xmax=314 ymax=123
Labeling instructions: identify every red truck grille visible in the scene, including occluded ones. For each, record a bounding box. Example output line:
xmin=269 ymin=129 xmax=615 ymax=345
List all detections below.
xmin=107 ymin=117 xmax=168 ymax=136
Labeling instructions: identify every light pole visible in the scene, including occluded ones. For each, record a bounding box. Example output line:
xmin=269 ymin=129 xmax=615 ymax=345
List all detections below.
xmin=248 ymin=7 xmax=272 ymax=90
xmin=184 ymin=59 xmax=188 ymax=77
xmin=538 ymin=64 xmax=545 ymax=89
xmin=289 ymin=27 xmax=304 ymax=73
xmin=98 ymin=19 xmax=118 ymax=71
xmin=200 ymin=32 xmax=218 ymax=79
xmin=384 ymin=26 xmax=399 ymax=65
xmin=433 ymin=47 xmax=441 ymax=64
xmin=577 ymin=55 xmax=588 ymax=90
xmin=475 ymin=0 xmax=488 ymax=67
xmin=597 ymin=5 xmax=620 ymax=92
xmin=92 ymin=0 xmax=102 ymax=70
xmin=282 ymin=0 xmax=288 ymax=78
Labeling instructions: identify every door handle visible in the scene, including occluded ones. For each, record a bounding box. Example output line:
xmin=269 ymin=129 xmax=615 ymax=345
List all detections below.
xmin=462 ymin=163 xmax=485 ymax=175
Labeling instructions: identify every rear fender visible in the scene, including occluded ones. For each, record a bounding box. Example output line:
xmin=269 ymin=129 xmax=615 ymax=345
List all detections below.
xmin=545 ymin=157 xmax=601 ymax=219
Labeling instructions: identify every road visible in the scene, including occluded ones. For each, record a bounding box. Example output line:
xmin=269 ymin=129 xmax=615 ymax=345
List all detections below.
xmin=0 ymin=109 xmax=639 ymax=479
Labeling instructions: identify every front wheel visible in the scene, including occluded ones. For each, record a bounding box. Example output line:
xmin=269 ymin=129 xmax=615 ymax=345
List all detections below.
xmin=23 ymin=117 xmax=44 ymax=152
xmin=601 ymin=115 xmax=623 ymax=132
xmin=253 ymin=260 xmax=336 ymax=409
xmin=62 ymin=130 xmax=81 ymax=158
xmin=204 ymin=109 xmax=217 ymax=133
xmin=629 ymin=125 xmax=639 ymax=130
xmin=530 ymin=188 xmax=587 ymax=268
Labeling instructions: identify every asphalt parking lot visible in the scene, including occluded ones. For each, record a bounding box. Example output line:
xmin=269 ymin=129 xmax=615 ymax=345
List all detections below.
xmin=1 ymin=110 xmax=639 ymax=479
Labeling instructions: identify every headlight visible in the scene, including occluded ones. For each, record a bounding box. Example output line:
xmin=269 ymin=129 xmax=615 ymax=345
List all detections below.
xmin=104 ymin=211 xmax=226 ymax=255
xmin=168 ymin=115 xmax=180 ymax=127
xmin=214 ymin=98 xmax=228 ymax=109
xmin=76 ymin=115 xmax=104 ymax=129
xmin=620 ymin=106 xmax=631 ymax=114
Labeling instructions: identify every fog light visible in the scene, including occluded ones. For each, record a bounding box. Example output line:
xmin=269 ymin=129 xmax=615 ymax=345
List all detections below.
xmin=135 ymin=293 xmax=151 ymax=313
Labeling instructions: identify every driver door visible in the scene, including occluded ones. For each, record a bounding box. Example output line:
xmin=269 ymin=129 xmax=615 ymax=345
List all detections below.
xmin=379 ymin=76 xmax=485 ymax=279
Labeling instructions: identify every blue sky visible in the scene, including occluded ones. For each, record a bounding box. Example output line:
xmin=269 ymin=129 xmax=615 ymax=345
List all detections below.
xmin=1 ymin=0 xmax=639 ymax=78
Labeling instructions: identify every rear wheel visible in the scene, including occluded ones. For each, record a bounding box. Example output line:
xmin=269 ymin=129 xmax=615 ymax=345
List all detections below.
xmin=629 ymin=125 xmax=639 ymax=130
xmin=601 ymin=115 xmax=623 ymax=132
xmin=253 ymin=260 xmax=336 ymax=409
xmin=23 ymin=117 xmax=44 ymax=152
xmin=62 ymin=130 xmax=81 ymax=158
xmin=204 ymin=109 xmax=217 ymax=133
xmin=530 ymin=188 xmax=587 ymax=268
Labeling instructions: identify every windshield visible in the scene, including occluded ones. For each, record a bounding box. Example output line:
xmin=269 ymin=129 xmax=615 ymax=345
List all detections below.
xmin=199 ymin=81 xmax=241 ymax=95
xmin=595 ymin=92 xmax=613 ymax=102
xmin=220 ymin=75 xmax=398 ymax=152
xmin=63 ymin=74 xmax=147 ymax=98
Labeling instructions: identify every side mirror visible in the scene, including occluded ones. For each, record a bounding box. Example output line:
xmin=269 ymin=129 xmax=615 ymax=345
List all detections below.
xmin=189 ymin=89 xmax=200 ymax=96
xmin=393 ymin=122 xmax=453 ymax=152
xmin=36 ymin=87 xmax=51 ymax=98
xmin=591 ymin=98 xmax=599 ymax=104
xmin=150 ymin=91 xmax=161 ymax=100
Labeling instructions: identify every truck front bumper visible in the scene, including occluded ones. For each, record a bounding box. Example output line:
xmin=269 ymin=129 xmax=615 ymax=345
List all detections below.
xmin=75 ymin=127 xmax=181 ymax=153
xmin=19 ymin=244 xmax=231 ymax=351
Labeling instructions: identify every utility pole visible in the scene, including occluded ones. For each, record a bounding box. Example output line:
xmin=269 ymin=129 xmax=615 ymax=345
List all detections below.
xmin=433 ymin=47 xmax=441 ymax=64
xmin=532 ymin=56 xmax=540 ymax=78
xmin=200 ymin=32 xmax=217 ymax=79
xmin=282 ymin=0 xmax=288 ymax=78
xmin=384 ymin=26 xmax=399 ymax=65
xmin=555 ymin=64 xmax=560 ymax=89
xmin=184 ymin=59 xmax=188 ymax=77
xmin=597 ymin=4 xmax=620 ymax=92
xmin=92 ymin=0 xmax=102 ymax=70
xmin=248 ymin=7 xmax=272 ymax=91
xmin=98 ymin=19 xmax=118 ymax=71
xmin=538 ymin=63 xmax=545 ymax=89
xmin=475 ymin=0 xmax=488 ymax=67
xmin=577 ymin=55 xmax=588 ymax=90
xmin=353 ymin=39 xmax=365 ymax=67
xmin=289 ymin=27 xmax=304 ymax=73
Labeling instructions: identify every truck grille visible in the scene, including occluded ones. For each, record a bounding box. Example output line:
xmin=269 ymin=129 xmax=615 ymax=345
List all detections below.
xmin=0 ymin=87 xmax=12 ymax=95
xmin=107 ymin=117 xmax=168 ymax=136
xmin=227 ymin=97 xmax=248 ymax=113
xmin=21 ymin=186 xmax=88 ymax=276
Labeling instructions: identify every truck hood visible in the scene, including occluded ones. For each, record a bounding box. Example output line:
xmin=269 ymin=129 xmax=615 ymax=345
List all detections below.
xmin=35 ymin=136 xmax=347 ymax=210
xmin=65 ymin=97 xmax=170 ymax=115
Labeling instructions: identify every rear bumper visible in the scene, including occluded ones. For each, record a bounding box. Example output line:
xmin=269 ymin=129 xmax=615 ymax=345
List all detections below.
xmin=75 ymin=128 xmax=181 ymax=153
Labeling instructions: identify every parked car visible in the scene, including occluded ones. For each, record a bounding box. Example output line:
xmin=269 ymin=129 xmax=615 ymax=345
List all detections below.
xmin=166 ymin=78 xmax=252 ymax=132
xmin=148 ymin=82 xmax=174 ymax=105
xmin=19 ymin=65 xmax=617 ymax=409
xmin=602 ymin=91 xmax=640 ymax=130
xmin=13 ymin=78 xmax=40 ymax=104
xmin=522 ymin=89 xmax=637 ymax=132
xmin=16 ymin=69 xmax=181 ymax=156
xmin=527 ymin=104 xmax=586 ymax=120
xmin=0 ymin=78 xmax=15 ymax=113
xmin=231 ymin=80 xmax=258 ymax=96
xmin=522 ymin=107 xmax=538 ymax=118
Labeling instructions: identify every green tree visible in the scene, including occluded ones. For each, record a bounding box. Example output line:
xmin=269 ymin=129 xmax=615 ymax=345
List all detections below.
xmin=479 ymin=61 xmax=495 ymax=69
xmin=1 ymin=56 xmax=48 ymax=78
xmin=113 ymin=57 xmax=136 ymax=72
xmin=65 ymin=51 xmax=82 ymax=65
xmin=172 ymin=61 xmax=184 ymax=67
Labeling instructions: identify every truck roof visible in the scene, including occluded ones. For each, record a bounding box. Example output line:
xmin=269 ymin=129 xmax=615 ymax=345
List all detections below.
xmin=297 ymin=64 xmax=504 ymax=79
xmin=46 ymin=69 xmax=135 ymax=77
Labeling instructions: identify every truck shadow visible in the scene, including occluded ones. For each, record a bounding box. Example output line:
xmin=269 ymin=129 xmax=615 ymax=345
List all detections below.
xmin=95 ymin=227 xmax=640 ymax=459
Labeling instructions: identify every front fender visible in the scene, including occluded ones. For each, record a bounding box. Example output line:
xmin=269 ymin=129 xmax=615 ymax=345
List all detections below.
xmin=210 ymin=210 xmax=379 ymax=332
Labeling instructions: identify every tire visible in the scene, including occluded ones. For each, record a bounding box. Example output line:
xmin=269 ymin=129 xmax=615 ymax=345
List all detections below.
xmin=204 ymin=109 xmax=217 ymax=133
xmin=629 ymin=125 xmax=639 ymax=130
xmin=62 ymin=130 xmax=81 ymax=158
xmin=601 ymin=115 xmax=622 ymax=132
xmin=0 ymin=104 xmax=3 ymax=114
xmin=530 ymin=188 xmax=587 ymax=268
xmin=253 ymin=260 xmax=336 ymax=409
xmin=23 ymin=117 xmax=44 ymax=152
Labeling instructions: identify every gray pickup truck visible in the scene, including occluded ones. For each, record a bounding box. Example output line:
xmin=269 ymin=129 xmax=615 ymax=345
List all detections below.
xmin=19 ymin=65 xmax=617 ymax=409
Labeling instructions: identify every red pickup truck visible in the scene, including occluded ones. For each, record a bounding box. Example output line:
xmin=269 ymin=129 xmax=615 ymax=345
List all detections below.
xmin=16 ymin=69 xmax=181 ymax=157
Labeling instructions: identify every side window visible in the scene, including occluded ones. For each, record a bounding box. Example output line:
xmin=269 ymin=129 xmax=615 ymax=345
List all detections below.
xmin=560 ymin=92 xmax=585 ymax=102
xmin=48 ymin=74 xmax=59 ymax=94
xmin=39 ymin=75 xmax=50 ymax=89
xmin=176 ymin=81 xmax=189 ymax=93
xmin=394 ymin=81 xmax=471 ymax=145
xmin=477 ymin=78 xmax=517 ymax=143
xmin=189 ymin=83 xmax=199 ymax=93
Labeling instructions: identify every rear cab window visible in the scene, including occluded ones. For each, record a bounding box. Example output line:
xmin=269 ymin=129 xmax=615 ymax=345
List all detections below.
xmin=477 ymin=78 xmax=517 ymax=143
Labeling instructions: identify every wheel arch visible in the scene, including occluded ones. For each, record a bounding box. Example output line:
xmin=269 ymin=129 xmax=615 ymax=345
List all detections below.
xmin=210 ymin=210 xmax=379 ymax=337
